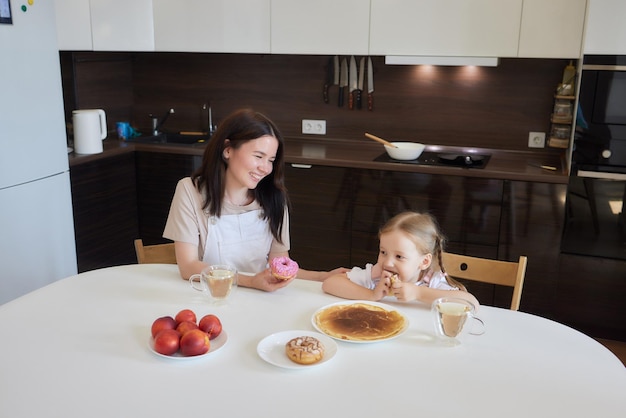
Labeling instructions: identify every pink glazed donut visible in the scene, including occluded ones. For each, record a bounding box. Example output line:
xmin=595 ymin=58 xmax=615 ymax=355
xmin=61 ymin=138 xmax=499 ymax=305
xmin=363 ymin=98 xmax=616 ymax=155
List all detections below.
xmin=270 ymin=256 xmax=299 ymax=280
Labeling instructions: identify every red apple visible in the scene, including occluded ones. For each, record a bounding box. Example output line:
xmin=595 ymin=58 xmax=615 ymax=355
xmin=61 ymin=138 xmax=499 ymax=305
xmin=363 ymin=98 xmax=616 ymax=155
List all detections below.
xmin=151 ymin=316 xmax=177 ymax=338
xmin=180 ymin=329 xmax=210 ymax=356
xmin=176 ymin=320 xmax=199 ymax=336
xmin=198 ymin=314 xmax=222 ymax=340
xmin=153 ymin=329 xmax=181 ymax=355
xmin=175 ymin=309 xmax=197 ymax=325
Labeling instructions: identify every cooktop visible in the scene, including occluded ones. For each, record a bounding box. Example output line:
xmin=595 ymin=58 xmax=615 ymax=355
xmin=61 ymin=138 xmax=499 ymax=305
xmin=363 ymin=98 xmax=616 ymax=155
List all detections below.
xmin=374 ymin=151 xmax=491 ymax=169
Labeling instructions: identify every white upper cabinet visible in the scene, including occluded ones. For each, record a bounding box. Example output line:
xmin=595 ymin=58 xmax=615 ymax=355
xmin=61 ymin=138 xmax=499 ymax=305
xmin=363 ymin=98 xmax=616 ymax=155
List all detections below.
xmin=518 ymin=0 xmax=586 ymax=58
xmin=90 ymin=0 xmax=154 ymax=51
xmin=369 ymin=0 xmax=522 ymax=57
xmin=584 ymin=0 xmax=626 ymax=54
xmin=271 ymin=0 xmax=370 ymax=55
xmin=54 ymin=0 xmax=93 ymax=50
xmin=54 ymin=0 xmax=591 ymax=57
xmin=153 ymin=0 xmax=270 ymax=53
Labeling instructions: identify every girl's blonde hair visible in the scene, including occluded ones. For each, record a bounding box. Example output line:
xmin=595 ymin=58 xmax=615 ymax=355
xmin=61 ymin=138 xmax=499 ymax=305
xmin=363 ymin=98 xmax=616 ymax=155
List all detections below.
xmin=379 ymin=212 xmax=467 ymax=291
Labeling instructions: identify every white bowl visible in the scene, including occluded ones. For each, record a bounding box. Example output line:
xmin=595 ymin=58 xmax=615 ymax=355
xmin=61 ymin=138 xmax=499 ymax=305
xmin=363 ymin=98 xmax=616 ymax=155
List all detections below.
xmin=384 ymin=142 xmax=425 ymax=161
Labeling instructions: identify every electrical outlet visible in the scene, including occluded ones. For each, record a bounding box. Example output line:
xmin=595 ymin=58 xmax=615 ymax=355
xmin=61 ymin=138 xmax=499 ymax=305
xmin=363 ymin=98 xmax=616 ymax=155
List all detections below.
xmin=302 ymin=119 xmax=326 ymax=135
xmin=528 ymin=132 xmax=546 ymax=148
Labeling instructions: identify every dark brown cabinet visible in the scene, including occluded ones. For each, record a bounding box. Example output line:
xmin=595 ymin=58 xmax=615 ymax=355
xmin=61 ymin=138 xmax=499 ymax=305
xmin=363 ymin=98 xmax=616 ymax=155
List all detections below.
xmin=500 ymin=181 xmax=567 ymax=318
xmin=135 ymin=151 xmax=200 ymax=245
xmin=348 ymin=170 xmax=503 ymax=264
xmin=70 ymin=152 xmax=138 ymax=272
xmin=555 ymin=254 xmax=626 ymax=340
xmin=286 ymin=166 xmax=507 ymax=272
xmin=285 ymin=164 xmax=352 ymax=271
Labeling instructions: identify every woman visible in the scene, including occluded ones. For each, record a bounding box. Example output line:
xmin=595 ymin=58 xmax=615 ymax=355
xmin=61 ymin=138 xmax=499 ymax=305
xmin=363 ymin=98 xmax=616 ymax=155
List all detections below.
xmin=163 ymin=108 xmax=343 ymax=291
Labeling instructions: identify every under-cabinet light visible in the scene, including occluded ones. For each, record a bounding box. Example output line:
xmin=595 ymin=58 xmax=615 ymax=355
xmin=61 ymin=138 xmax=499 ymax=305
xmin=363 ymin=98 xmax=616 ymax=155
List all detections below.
xmin=385 ymin=56 xmax=499 ymax=67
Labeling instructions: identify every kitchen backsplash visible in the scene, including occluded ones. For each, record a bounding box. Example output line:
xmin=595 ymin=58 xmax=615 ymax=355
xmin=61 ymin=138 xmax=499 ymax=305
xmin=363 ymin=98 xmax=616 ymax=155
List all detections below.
xmin=60 ymin=52 xmax=570 ymax=153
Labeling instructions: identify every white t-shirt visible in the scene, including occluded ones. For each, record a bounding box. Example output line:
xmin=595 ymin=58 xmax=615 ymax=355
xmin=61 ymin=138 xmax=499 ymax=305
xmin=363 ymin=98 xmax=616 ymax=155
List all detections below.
xmin=162 ymin=177 xmax=290 ymax=261
xmin=346 ymin=263 xmax=458 ymax=290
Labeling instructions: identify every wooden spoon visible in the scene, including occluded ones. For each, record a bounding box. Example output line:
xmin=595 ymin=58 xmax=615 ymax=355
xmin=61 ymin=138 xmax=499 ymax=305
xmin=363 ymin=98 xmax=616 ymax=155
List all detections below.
xmin=365 ymin=133 xmax=398 ymax=148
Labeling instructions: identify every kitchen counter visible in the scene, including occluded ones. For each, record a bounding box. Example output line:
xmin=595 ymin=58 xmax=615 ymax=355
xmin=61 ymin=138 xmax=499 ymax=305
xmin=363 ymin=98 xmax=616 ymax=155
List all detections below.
xmin=69 ymin=137 xmax=568 ymax=184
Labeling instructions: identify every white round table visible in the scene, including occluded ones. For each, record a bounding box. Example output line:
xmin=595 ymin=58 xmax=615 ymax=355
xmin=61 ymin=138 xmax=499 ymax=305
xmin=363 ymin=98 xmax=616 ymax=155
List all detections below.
xmin=0 ymin=264 xmax=623 ymax=418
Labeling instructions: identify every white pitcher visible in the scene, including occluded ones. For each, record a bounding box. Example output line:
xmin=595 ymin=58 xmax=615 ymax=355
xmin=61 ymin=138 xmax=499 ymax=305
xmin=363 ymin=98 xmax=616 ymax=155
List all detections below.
xmin=73 ymin=109 xmax=107 ymax=154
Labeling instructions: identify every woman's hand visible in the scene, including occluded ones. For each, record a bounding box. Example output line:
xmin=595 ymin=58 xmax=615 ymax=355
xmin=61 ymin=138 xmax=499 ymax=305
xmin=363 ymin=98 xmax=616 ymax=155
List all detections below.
xmin=239 ymin=268 xmax=294 ymax=292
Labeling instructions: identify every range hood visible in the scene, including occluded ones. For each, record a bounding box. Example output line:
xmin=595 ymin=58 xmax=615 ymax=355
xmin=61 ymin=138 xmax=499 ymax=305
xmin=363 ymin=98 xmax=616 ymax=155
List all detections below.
xmin=385 ymin=56 xmax=499 ymax=67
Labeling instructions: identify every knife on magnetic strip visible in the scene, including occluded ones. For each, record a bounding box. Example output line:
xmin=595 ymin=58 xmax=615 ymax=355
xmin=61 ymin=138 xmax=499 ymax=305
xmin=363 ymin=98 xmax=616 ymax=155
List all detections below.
xmin=348 ymin=56 xmax=358 ymax=110
xmin=338 ymin=57 xmax=348 ymax=107
xmin=356 ymin=57 xmax=365 ymax=109
xmin=367 ymin=57 xmax=374 ymax=111
xmin=323 ymin=56 xmax=334 ymax=103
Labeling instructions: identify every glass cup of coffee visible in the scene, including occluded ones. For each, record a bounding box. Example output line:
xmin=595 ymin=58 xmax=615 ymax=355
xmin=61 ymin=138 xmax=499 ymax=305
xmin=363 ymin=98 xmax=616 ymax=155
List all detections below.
xmin=189 ymin=264 xmax=237 ymax=304
xmin=432 ymin=297 xmax=484 ymax=346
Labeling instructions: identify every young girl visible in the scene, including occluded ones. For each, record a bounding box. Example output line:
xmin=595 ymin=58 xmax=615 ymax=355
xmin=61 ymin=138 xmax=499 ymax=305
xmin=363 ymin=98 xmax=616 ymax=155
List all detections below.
xmin=322 ymin=211 xmax=479 ymax=307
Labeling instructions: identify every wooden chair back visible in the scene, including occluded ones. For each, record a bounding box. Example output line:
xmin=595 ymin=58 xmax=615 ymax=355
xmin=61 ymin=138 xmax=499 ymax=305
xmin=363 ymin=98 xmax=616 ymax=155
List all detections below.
xmin=134 ymin=239 xmax=177 ymax=264
xmin=442 ymin=252 xmax=528 ymax=311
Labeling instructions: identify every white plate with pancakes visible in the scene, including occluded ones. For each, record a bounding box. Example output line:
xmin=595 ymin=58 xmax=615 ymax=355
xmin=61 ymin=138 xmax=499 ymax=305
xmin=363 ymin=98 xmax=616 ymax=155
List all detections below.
xmin=257 ymin=330 xmax=337 ymax=369
xmin=312 ymin=301 xmax=409 ymax=343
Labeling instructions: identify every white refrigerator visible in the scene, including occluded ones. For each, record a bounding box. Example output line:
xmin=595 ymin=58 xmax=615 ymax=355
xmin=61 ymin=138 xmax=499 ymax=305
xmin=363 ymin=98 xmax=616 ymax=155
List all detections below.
xmin=0 ymin=0 xmax=77 ymax=304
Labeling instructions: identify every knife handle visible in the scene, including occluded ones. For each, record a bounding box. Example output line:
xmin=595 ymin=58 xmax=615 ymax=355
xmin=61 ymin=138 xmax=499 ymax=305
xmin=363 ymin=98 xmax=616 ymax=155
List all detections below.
xmin=356 ymin=90 xmax=362 ymax=109
xmin=323 ymin=84 xmax=329 ymax=104
xmin=368 ymin=93 xmax=373 ymax=111
xmin=338 ymin=87 xmax=344 ymax=107
xmin=349 ymin=91 xmax=354 ymax=110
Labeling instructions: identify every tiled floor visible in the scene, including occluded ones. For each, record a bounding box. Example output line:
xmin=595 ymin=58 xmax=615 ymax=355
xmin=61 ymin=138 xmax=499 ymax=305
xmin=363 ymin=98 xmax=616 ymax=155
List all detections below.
xmin=596 ymin=339 xmax=626 ymax=367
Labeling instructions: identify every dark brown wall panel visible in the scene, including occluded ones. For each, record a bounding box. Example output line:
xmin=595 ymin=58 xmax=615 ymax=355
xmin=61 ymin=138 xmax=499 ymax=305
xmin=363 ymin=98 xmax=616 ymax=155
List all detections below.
xmin=62 ymin=52 xmax=569 ymax=153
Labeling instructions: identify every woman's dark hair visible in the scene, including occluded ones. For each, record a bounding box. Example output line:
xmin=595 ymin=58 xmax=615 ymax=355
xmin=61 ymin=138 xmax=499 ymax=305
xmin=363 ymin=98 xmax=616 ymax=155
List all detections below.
xmin=191 ymin=108 xmax=289 ymax=243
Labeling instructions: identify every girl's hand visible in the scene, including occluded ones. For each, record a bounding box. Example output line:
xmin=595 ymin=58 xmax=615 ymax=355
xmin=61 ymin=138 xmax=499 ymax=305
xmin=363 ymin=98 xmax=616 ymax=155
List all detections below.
xmin=373 ymin=278 xmax=391 ymax=300
xmin=392 ymin=281 xmax=419 ymax=302
xmin=318 ymin=267 xmax=350 ymax=281
xmin=380 ymin=271 xmax=398 ymax=298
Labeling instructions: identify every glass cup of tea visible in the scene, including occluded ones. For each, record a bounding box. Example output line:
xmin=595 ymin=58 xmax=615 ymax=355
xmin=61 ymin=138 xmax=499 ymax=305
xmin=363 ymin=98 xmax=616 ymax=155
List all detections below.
xmin=189 ymin=264 xmax=237 ymax=305
xmin=432 ymin=297 xmax=484 ymax=347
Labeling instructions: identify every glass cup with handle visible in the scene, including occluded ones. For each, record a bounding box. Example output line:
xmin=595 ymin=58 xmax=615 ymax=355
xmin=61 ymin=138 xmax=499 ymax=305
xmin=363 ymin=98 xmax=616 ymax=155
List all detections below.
xmin=189 ymin=264 xmax=237 ymax=304
xmin=432 ymin=297 xmax=484 ymax=346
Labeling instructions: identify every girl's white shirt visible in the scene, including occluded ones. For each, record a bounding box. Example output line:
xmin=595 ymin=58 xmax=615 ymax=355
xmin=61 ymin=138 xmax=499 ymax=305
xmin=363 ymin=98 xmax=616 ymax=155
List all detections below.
xmin=346 ymin=263 xmax=458 ymax=290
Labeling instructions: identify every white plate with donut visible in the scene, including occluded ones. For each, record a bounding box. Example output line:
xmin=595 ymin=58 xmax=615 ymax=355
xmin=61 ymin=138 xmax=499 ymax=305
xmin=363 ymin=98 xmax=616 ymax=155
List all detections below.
xmin=257 ymin=330 xmax=338 ymax=369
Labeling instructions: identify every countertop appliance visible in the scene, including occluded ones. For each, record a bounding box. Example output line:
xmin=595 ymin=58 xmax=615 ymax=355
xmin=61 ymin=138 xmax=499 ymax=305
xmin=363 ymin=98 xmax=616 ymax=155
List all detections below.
xmin=374 ymin=151 xmax=491 ymax=168
xmin=573 ymin=55 xmax=626 ymax=173
xmin=562 ymin=55 xmax=626 ymax=261
xmin=0 ymin=2 xmax=77 ymax=304
xmin=72 ymin=109 xmax=107 ymax=154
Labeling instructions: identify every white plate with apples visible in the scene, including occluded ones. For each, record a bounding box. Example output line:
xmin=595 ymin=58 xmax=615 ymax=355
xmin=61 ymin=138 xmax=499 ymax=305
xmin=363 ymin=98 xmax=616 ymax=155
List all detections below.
xmin=148 ymin=331 xmax=228 ymax=360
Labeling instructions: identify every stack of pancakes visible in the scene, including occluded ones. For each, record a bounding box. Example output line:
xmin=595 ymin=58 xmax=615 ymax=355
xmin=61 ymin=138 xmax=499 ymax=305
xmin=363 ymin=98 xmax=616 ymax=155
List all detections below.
xmin=315 ymin=303 xmax=406 ymax=341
